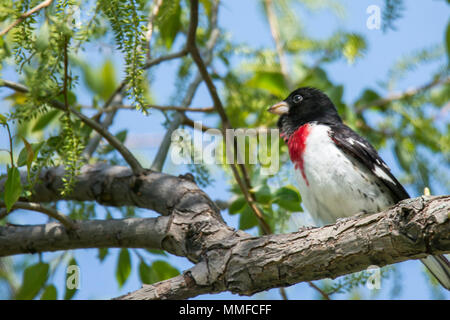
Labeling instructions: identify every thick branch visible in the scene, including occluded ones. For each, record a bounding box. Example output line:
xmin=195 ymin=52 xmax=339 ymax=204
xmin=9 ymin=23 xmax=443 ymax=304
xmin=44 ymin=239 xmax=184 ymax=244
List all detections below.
xmin=117 ymin=196 xmax=450 ymax=299
xmin=0 ymin=164 xmax=448 ymax=299
xmin=0 ymin=216 xmax=170 ymax=257
xmin=0 ymin=164 xmax=218 ymax=217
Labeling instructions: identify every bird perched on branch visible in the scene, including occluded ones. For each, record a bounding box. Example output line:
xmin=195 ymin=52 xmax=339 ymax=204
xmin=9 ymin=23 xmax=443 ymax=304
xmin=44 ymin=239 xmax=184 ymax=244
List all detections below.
xmin=268 ymin=87 xmax=450 ymax=290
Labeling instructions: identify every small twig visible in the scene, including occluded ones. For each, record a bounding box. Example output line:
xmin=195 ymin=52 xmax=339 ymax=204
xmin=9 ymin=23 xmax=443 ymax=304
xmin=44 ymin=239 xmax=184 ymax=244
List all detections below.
xmin=181 ymin=114 xmax=214 ymax=132
xmin=68 ymin=106 xmax=144 ymax=175
xmin=0 ymin=79 xmax=28 ymax=93
xmin=0 ymin=0 xmax=53 ymax=37
xmin=149 ymin=105 xmax=215 ymax=113
xmin=83 ymin=103 xmax=119 ymax=159
xmin=101 ymin=81 xmax=127 ymax=114
xmin=0 ymin=201 xmax=76 ymax=230
xmin=143 ymin=49 xmax=189 ymax=69
xmin=91 ymin=104 xmax=214 ymax=119
xmin=63 ymin=36 xmax=69 ymax=110
xmin=355 ymin=76 xmax=450 ymax=114
xmin=84 ymin=81 xmax=125 ymax=158
xmin=308 ymin=281 xmax=331 ymax=300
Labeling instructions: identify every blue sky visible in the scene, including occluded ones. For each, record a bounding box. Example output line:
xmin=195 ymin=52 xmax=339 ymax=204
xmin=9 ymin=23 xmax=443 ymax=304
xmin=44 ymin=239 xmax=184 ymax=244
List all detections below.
xmin=1 ymin=0 xmax=449 ymax=300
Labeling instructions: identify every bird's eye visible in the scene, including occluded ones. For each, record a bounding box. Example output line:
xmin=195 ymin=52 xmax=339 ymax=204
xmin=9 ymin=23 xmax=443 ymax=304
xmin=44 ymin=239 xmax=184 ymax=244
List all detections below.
xmin=292 ymin=94 xmax=303 ymax=103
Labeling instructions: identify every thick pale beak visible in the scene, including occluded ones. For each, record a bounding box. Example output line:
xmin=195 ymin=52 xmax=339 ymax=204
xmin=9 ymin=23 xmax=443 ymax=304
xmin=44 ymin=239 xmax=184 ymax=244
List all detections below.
xmin=268 ymin=101 xmax=289 ymax=115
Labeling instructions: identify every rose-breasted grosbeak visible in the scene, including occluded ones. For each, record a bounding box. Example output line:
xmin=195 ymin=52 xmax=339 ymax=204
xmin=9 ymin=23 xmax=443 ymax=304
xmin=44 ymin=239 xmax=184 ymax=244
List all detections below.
xmin=268 ymin=87 xmax=450 ymax=290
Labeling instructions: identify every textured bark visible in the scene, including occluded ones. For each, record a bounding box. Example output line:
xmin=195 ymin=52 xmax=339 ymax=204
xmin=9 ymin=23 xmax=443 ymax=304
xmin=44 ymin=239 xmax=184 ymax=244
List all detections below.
xmin=1 ymin=164 xmax=449 ymax=299
xmin=0 ymin=217 xmax=170 ymax=256
xmin=0 ymin=163 xmax=223 ymax=219
xmin=117 ymin=195 xmax=450 ymax=299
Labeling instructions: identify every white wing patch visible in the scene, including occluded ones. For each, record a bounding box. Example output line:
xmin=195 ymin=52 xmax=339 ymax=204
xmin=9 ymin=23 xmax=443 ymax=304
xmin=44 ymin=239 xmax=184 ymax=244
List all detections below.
xmin=373 ymin=165 xmax=395 ymax=184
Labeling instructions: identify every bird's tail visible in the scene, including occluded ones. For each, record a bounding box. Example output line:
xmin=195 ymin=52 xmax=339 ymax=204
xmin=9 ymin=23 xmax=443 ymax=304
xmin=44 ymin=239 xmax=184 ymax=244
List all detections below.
xmin=420 ymin=255 xmax=450 ymax=290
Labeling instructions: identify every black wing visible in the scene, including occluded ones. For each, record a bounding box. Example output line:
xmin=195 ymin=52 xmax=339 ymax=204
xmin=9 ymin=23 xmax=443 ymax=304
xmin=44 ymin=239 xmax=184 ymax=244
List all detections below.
xmin=329 ymin=123 xmax=410 ymax=203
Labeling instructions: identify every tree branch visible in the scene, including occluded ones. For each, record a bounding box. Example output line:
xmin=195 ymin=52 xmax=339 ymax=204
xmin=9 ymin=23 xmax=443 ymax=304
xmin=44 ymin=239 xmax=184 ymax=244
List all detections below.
xmin=115 ymin=195 xmax=449 ymax=299
xmin=0 ymin=216 xmax=170 ymax=257
xmin=355 ymin=76 xmax=450 ymax=113
xmin=0 ymin=0 xmax=53 ymax=37
xmin=0 ymin=164 xmax=196 ymax=214
xmin=0 ymin=201 xmax=75 ymax=230
xmin=91 ymin=104 xmax=214 ymax=117
xmin=0 ymin=162 xmax=448 ymax=299
xmin=143 ymin=49 xmax=189 ymax=69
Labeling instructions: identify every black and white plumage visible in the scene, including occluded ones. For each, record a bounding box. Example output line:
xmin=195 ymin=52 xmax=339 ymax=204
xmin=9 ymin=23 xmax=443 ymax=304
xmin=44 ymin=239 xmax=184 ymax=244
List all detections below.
xmin=268 ymin=87 xmax=450 ymax=290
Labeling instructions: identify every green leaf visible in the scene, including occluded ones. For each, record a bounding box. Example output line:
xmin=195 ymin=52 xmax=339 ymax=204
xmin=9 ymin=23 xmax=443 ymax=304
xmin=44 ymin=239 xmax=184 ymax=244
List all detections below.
xmin=342 ymin=34 xmax=366 ymax=64
xmin=15 ymin=262 xmax=49 ymax=300
xmin=32 ymin=110 xmax=60 ymax=132
xmin=254 ymin=184 xmax=272 ymax=204
xmin=56 ymin=90 xmax=77 ymax=106
xmin=21 ymin=137 xmax=33 ymax=176
xmin=151 ymin=260 xmax=180 ymax=281
xmin=0 ymin=113 xmax=7 ymax=125
xmin=239 ymin=205 xmax=258 ymax=230
xmin=116 ymin=249 xmax=131 ymax=288
xmin=200 ymin=0 xmax=212 ymax=16
xmin=115 ymin=130 xmax=128 ymax=143
xmin=430 ymin=84 xmax=450 ymax=107
xmin=228 ymin=196 xmax=246 ymax=214
xmin=35 ymin=21 xmax=50 ymax=51
xmin=17 ymin=141 xmax=44 ymax=168
xmin=4 ymin=166 xmax=22 ymax=212
xmin=138 ymin=261 xmax=158 ymax=284
xmin=355 ymin=89 xmax=381 ymax=108
xmin=64 ymin=258 xmax=79 ymax=300
xmin=273 ymin=185 xmax=303 ymax=212
xmin=158 ymin=0 xmax=182 ymax=49
xmin=247 ymin=71 xmax=287 ymax=97
xmin=100 ymin=60 xmax=118 ymax=101
xmin=40 ymin=285 xmax=57 ymax=300
xmin=98 ymin=248 xmax=109 ymax=262
xmin=145 ymin=249 xmax=167 ymax=256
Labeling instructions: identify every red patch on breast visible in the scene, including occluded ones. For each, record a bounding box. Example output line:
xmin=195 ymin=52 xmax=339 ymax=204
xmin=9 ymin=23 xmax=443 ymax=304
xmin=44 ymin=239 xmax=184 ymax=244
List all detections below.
xmin=287 ymin=124 xmax=311 ymax=186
